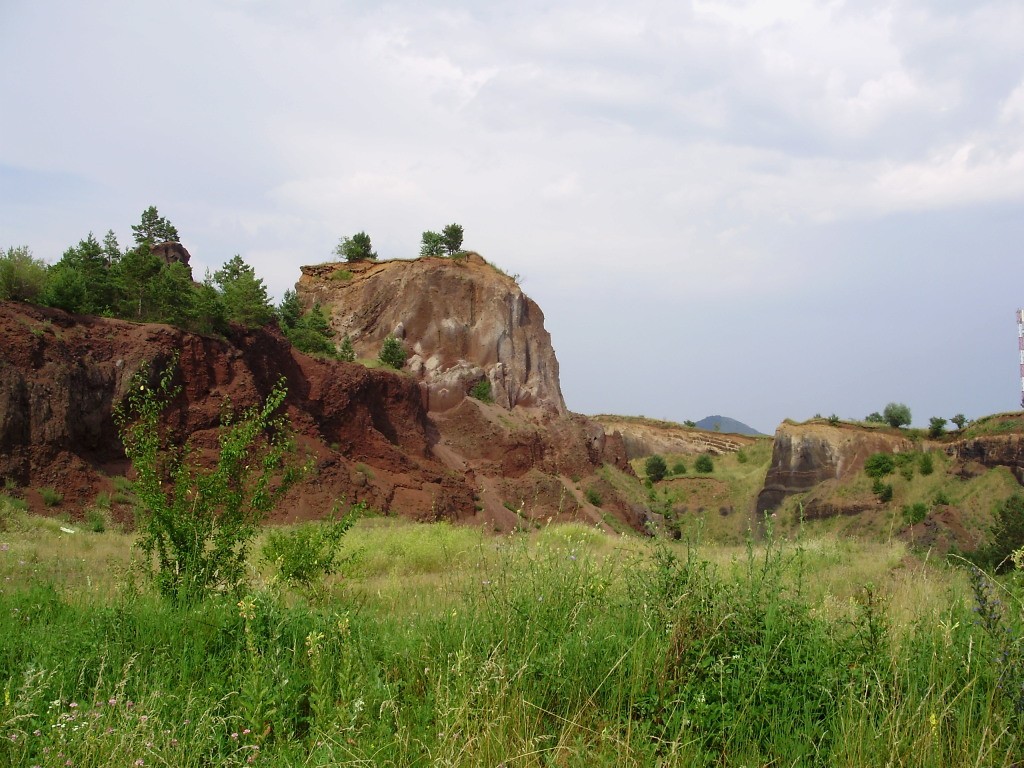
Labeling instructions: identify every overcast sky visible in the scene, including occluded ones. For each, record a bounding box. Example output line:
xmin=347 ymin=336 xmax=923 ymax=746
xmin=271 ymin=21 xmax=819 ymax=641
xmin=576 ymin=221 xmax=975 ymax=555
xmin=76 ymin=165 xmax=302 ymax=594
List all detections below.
xmin=3 ymin=0 xmax=1023 ymax=433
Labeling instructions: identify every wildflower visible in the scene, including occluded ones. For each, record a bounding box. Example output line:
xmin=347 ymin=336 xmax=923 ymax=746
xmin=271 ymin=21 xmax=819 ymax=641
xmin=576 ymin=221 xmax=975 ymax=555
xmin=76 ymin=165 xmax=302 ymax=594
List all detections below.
xmin=231 ymin=732 xmax=239 ymax=740
xmin=69 ymin=702 xmax=78 ymax=709
xmin=139 ymin=715 xmax=148 ymax=723
xmin=108 ymin=697 xmax=117 ymax=706
xmin=242 ymin=728 xmax=251 ymax=735
xmin=134 ymin=760 xmax=145 ymax=766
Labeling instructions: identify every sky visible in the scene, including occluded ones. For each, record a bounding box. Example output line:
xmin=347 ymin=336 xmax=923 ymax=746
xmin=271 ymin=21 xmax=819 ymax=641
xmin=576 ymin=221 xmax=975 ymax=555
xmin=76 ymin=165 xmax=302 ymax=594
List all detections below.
xmin=2 ymin=0 xmax=1024 ymax=434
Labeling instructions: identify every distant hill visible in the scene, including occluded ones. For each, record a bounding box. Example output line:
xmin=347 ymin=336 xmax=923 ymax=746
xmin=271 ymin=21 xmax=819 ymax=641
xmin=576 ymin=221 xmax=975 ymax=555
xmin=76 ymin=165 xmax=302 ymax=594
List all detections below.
xmin=694 ymin=415 xmax=764 ymax=436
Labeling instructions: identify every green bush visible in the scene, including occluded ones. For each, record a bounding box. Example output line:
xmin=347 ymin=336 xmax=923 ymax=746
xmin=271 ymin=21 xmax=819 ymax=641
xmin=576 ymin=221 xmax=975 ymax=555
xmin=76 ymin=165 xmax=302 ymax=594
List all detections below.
xmin=469 ymin=378 xmax=493 ymax=403
xmin=378 ymin=336 xmax=407 ymax=369
xmin=337 ymin=334 xmax=356 ymax=363
xmin=671 ymin=461 xmax=687 ymax=475
xmin=0 ymin=245 xmax=48 ymax=302
xmin=919 ymin=452 xmax=934 ymax=475
xmin=864 ymin=453 xmax=895 ymax=478
xmin=883 ymin=402 xmax=912 ymax=428
xmin=114 ymin=357 xmax=303 ymax=602
xmin=928 ymin=416 xmax=947 ymax=438
xmin=902 ymin=502 xmax=928 ymax=525
xmin=872 ymin=478 xmax=893 ymax=502
xmin=644 ymin=455 xmax=667 ymax=483
xmin=736 ymin=450 xmax=748 ymax=464
xmin=39 ymin=487 xmax=62 ymax=507
xmin=584 ymin=487 xmax=602 ymax=507
xmin=262 ymin=507 xmax=359 ymax=591
xmin=973 ymin=493 xmax=1024 ymax=572
xmin=695 ymin=454 xmax=714 ymax=473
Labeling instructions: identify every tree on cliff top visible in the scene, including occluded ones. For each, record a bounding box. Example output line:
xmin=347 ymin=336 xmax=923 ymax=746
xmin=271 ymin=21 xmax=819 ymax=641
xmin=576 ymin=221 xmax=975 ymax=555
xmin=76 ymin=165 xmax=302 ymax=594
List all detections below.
xmin=883 ymin=402 xmax=912 ymax=429
xmin=335 ymin=232 xmax=377 ymax=262
xmin=131 ymin=205 xmax=180 ymax=246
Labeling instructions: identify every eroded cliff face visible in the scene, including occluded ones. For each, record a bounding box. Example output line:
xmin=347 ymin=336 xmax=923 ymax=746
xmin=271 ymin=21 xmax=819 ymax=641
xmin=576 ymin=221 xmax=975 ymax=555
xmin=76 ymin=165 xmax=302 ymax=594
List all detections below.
xmin=949 ymin=434 xmax=1024 ymax=484
xmin=297 ymin=254 xmax=566 ymax=414
xmin=590 ymin=416 xmax=759 ymax=459
xmin=0 ymin=300 xmax=634 ymax=532
xmin=756 ymin=421 xmax=914 ymax=515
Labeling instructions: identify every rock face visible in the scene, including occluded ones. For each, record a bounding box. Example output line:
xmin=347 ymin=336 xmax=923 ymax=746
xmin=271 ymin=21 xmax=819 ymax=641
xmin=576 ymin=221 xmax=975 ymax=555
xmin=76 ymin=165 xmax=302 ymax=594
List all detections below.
xmin=756 ymin=421 xmax=914 ymax=515
xmin=590 ymin=416 xmax=760 ymax=460
xmin=948 ymin=434 xmax=1024 ymax=485
xmin=297 ymin=254 xmax=566 ymax=414
xmin=0 ymin=298 xmax=634 ymax=532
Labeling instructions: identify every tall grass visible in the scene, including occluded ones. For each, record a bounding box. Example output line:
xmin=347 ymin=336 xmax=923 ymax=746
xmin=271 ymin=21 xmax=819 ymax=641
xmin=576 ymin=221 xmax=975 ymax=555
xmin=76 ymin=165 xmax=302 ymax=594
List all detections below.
xmin=1 ymin=512 xmax=1021 ymax=766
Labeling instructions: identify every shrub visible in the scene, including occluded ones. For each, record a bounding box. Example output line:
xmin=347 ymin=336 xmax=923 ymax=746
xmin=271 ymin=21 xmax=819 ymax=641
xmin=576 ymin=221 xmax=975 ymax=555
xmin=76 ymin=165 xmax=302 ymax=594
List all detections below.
xmin=934 ymin=490 xmax=951 ymax=506
xmin=827 ymin=414 xmax=840 ymax=425
xmin=644 ymin=455 xmax=667 ymax=483
xmin=865 ymin=411 xmax=885 ymax=423
xmin=872 ymin=479 xmax=893 ymax=503
xmin=39 ymin=487 xmax=63 ymax=507
xmin=469 ymin=378 xmax=493 ymax=403
xmin=335 ymin=232 xmax=376 ymax=262
xmin=928 ymin=417 xmax=947 ymax=438
xmin=584 ymin=487 xmax=602 ymax=507
xmin=951 ymin=413 xmax=968 ymax=430
xmin=114 ymin=356 xmax=303 ymax=602
xmin=973 ymin=493 xmax=1024 ymax=572
xmin=262 ymin=505 xmax=359 ymax=590
xmin=902 ymin=502 xmax=928 ymax=525
xmin=883 ymin=402 xmax=912 ymax=428
xmin=736 ymin=449 xmax=748 ymax=464
xmin=671 ymin=461 xmax=687 ymax=475
xmin=695 ymin=454 xmax=714 ymax=473
xmin=864 ymin=453 xmax=895 ymax=478
xmin=337 ymin=335 xmax=355 ymax=363
xmin=919 ymin=452 xmax=934 ymax=476
xmin=86 ymin=508 xmax=107 ymax=533
xmin=0 ymin=245 xmax=48 ymax=302
xmin=378 ymin=336 xmax=407 ymax=369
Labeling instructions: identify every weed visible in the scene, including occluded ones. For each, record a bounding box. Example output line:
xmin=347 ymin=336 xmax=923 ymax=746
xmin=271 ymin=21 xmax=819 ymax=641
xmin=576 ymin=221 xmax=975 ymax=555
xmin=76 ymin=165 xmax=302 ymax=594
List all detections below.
xmin=39 ymin=487 xmax=62 ymax=507
xmin=584 ymin=487 xmax=602 ymax=507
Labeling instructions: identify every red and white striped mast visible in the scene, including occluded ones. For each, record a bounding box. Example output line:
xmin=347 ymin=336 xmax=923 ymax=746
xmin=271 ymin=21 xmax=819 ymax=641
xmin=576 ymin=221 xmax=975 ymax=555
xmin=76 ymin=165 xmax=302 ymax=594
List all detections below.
xmin=1018 ymin=309 xmax=1024 ymax=408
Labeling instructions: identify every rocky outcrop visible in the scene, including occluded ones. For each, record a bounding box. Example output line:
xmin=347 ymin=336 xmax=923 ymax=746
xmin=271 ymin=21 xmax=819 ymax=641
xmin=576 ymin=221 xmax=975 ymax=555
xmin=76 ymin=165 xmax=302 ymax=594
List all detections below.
xmin=297 ymin=254 xmax=565 ymax=414
xmin=756 ymin=421 xmax=914 ymax=515
xmin=948 ymin=434 xmax=1024 ymax=485
xmin=590 ymin=416 xmax=759 ymax=459
xmin=0 ymin=300 xmax=635 ymax=531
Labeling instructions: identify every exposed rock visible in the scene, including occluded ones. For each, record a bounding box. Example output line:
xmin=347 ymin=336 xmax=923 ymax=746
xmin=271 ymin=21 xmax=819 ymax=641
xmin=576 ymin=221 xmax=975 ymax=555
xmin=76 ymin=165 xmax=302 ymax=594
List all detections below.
xmin=590 ymin=416 xmax=760 ymax=459
xmin=0 ymin=300 xmax=635 ymax=531
xmin=756 ymin=421 xmax=914 ymax=515
xmin=297 ymin=254 xmax=565 ymax=414
xmin=150 ymin=242 xmax=193 ymax=276
xmin=948 ymin=435 xmax=1024 ymax=485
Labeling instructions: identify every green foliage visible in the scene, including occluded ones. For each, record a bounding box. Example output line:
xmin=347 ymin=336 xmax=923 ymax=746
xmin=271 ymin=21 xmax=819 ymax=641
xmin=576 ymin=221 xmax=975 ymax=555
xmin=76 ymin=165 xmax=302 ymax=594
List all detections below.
xmin=865 ymin=411 xmax=885 ymax=424
xmin=262 ymin=506 xmax=360 ymax=591
xmin=951 ymin=413 xmax=968 ymax=430
xmin=883 ymin=402 xmax=912 ymax=428
xmin=584 ymin=487 xmax=602 ymax=507
xmin=337 ymin=334 xmax=356 ymax=363
xmin=131 ymin=205 xmax=179 ymax=246
xmin=419 ymin=230 xmax=445 ymax=257
xmin=469 ymin=378 xmax=493 ymax=403
xmin=902 ymin=502 xmax=928 ymax=525
xmin=973 ymin=493 xmax=1024 ymax=572
xmin=671 ymin=460 xmax=687 ymax=475
xmin=683 ymin=419 xmax=696 ymax=427
xmin=39 ymin=487 xmax=62 ymax=507
xmin=42 ymin=233 xmax=118 ymax=314
xmin=695 ymin=454 xmax=714 ymax=473
xmin=928 ymin=416 xmax=947 ymax=438
xmin=919 ymin=452 xmax=934 ymax=475
xmin=644 ymin=454 xmax=667 ymax=483
xmin=872 ymin=478 xmax=893 ymax=502
xmin=378 ymin=335 xmax=407 ymax=369
xmin=934 ymin=489 xmax=951 ymax=506
xmin=277 ymin=289 xmax=302 ymax=330
xmin=736 ymin=449 xmax=748 ymax=464
xmin=114 ymin=357 xmax=303 ymax=602
xmin=335 ymin=231 xmax=377 ymax=262
xmin=285 ymin=302 xmax=336 ymax=356
xmin=827 ymin=414 xmax=840 ymax=425
xmin=441 ymin=223 xmax=464 ymax=255
xmin=864 ymin=453 xmax=895 ymax=478
xmin=213 ymin=254 xmax=274 ymax=328
xmin=0 ymin=245 xmax=48 ymax=302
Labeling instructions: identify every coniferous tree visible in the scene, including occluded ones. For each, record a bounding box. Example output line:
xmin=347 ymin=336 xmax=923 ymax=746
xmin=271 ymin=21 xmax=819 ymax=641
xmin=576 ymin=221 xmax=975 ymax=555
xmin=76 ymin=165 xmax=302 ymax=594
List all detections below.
xmin=213 ymin=255 xmax=274 ymax=328
xmin=338 ymin=334 xmax=356 ymax=362
xmin=131 ymin=205 xmax=180 ymax=246
xmin=277 ymin=289 xmax=302 ymax=330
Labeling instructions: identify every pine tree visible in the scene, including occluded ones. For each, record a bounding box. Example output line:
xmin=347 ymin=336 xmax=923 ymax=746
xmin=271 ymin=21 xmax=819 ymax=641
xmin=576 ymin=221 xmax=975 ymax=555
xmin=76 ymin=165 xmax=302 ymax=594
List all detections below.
xmin=213 ymin=255 xmax=274 ymax=328
xmin=338 ymin=334 xmax=356 ymax=362
xmin=131 ymin=205 xmax=180 ymax=246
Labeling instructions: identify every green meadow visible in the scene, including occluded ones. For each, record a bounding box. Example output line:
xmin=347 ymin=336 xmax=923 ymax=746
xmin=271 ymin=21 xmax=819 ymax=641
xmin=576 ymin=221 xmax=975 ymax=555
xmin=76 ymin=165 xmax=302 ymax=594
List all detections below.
xmin=2 ymin=502 xmax=1023 ymax=767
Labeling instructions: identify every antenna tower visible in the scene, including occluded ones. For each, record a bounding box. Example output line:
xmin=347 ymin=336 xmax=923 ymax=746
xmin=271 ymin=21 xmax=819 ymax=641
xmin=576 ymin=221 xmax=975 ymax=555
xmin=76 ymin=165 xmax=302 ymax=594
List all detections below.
xmin=1019 ymin=309 xmax=1024 ymax=408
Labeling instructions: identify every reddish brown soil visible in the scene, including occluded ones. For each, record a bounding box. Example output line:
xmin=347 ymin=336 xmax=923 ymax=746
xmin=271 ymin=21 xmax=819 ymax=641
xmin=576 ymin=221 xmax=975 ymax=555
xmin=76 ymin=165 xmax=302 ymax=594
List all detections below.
xmin=0 ymin=302 xmax=634 ymax=530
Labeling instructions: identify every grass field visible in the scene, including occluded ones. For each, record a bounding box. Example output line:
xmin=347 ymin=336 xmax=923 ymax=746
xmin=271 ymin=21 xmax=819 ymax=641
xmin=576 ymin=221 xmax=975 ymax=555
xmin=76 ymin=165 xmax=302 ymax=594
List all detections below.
xmin=2 ymin=502 xmax=1023 ymax=767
